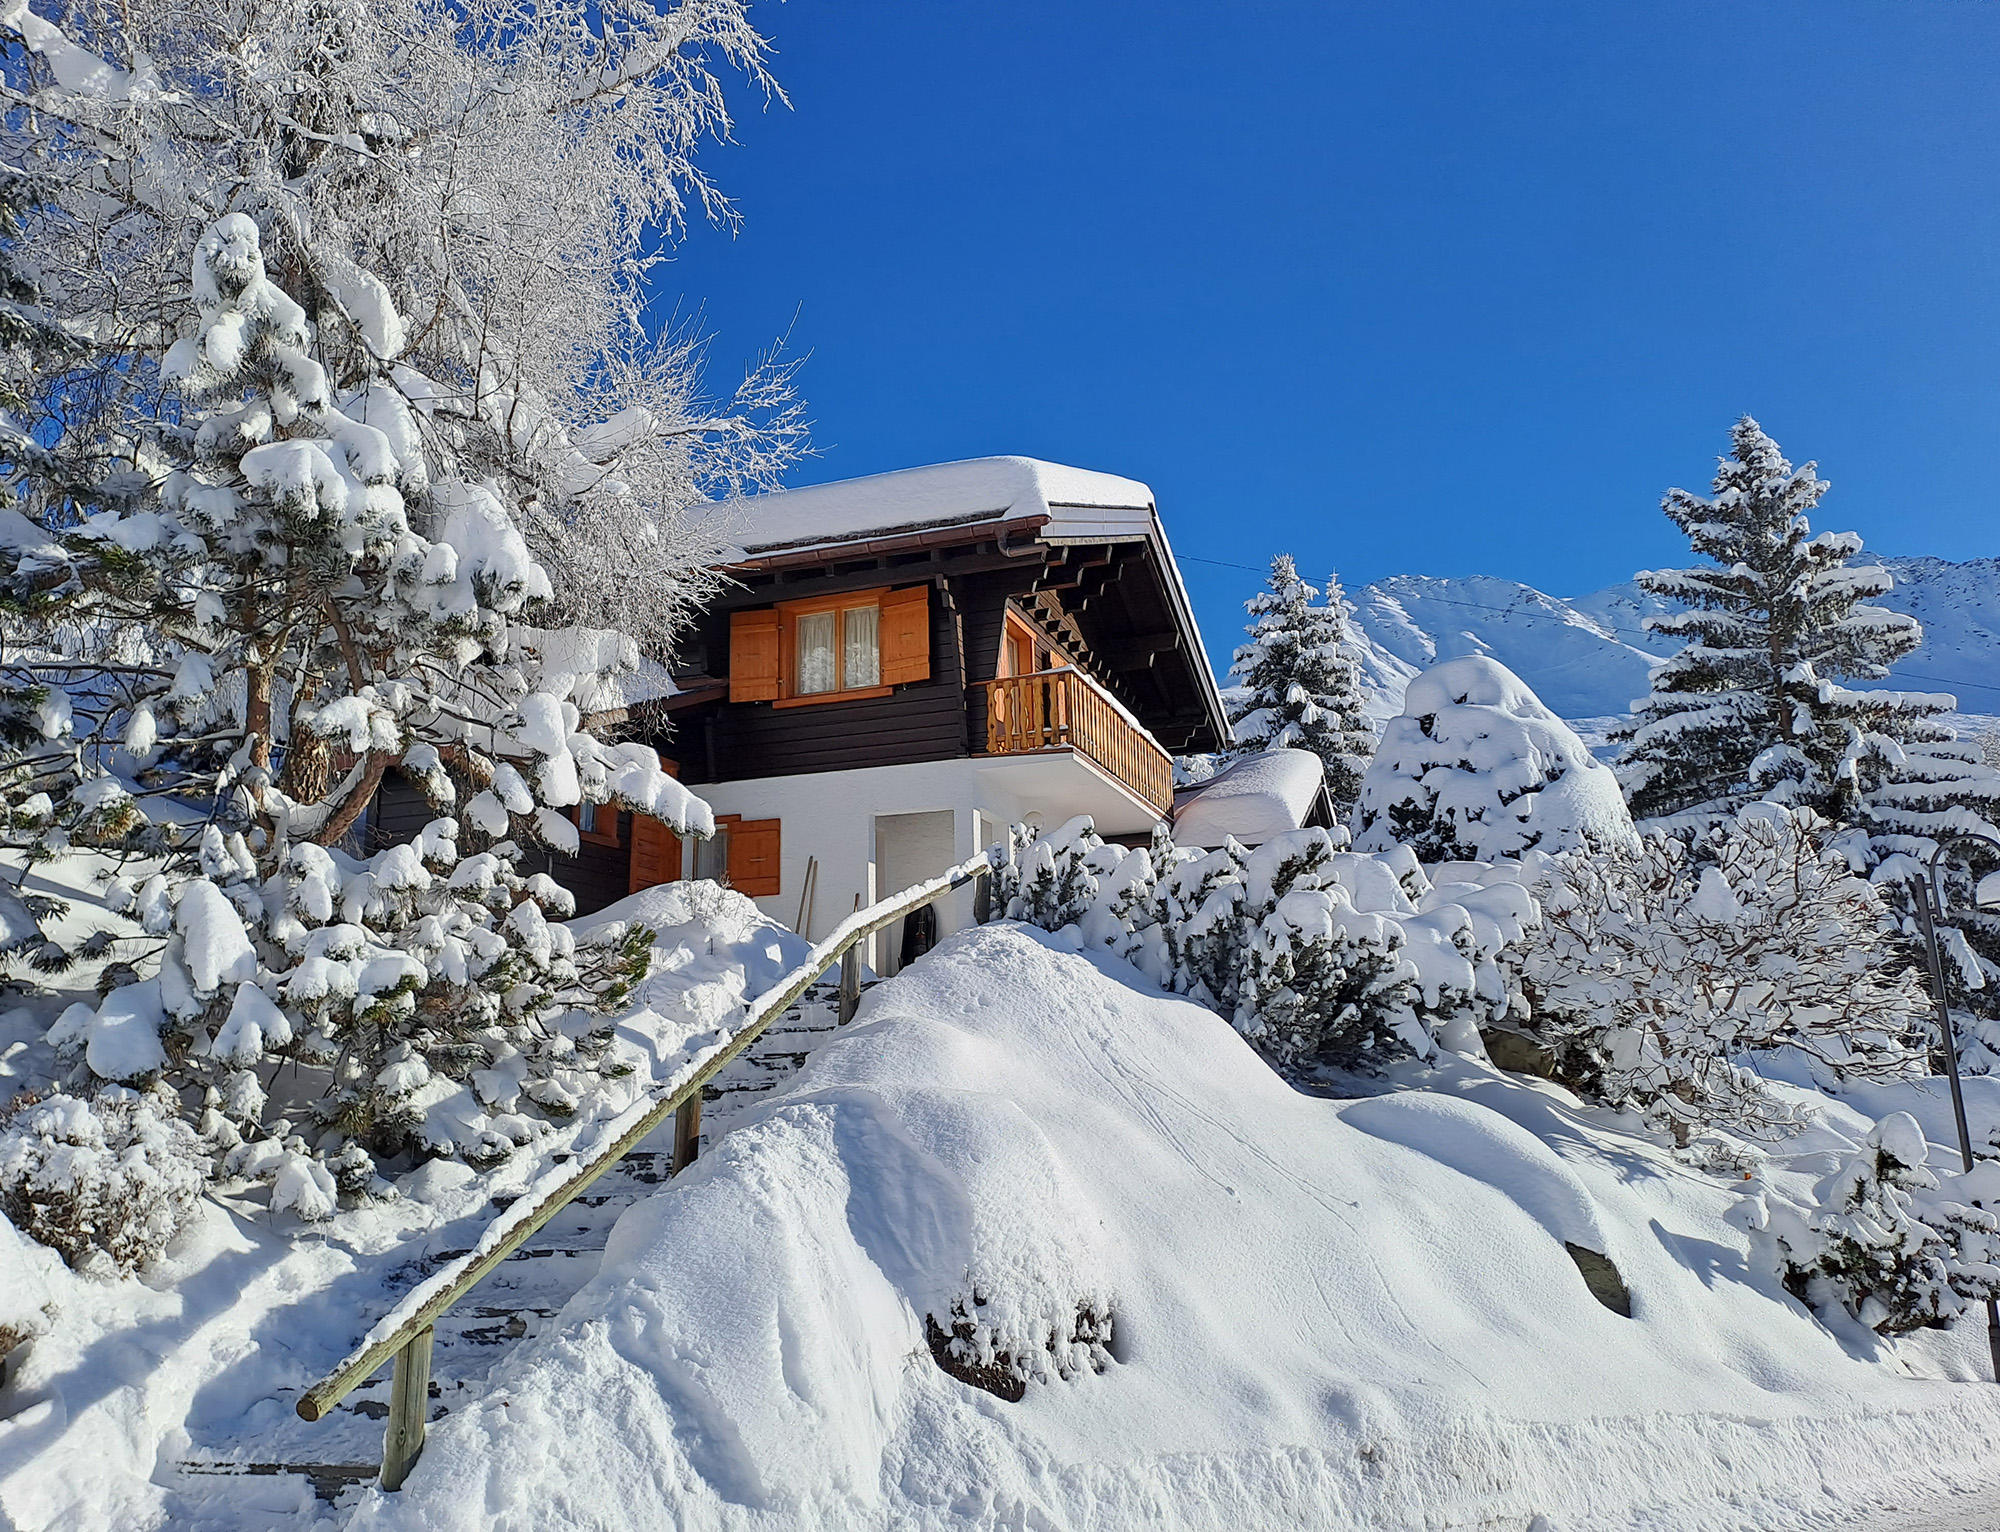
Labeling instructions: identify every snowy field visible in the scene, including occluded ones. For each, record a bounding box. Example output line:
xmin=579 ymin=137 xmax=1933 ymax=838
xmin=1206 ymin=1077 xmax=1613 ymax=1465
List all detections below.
xmin=305 ymin=925 xmax=2000 ymax=1532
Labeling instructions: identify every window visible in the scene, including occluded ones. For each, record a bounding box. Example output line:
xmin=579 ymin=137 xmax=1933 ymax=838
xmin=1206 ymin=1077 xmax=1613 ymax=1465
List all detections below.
xmin=574 ymin=800 xmax=622 ymax=847
xmin=729 ymin=585 xmax=929 ymax=706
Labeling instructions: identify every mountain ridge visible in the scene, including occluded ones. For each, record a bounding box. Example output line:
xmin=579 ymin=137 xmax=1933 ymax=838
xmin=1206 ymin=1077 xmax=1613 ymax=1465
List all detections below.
xmin=1336 ymin=555 xmax=2000 ymax=724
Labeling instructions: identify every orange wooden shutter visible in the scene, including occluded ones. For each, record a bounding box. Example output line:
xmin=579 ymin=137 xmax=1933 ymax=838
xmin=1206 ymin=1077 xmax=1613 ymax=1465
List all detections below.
xmin=725 ymin=816 xmax=781 ymax=897
xmin=879 ymin=585 xmax=930 ymax=686
xmin=729 ymin=609 xmax=782 ymax=702
xmin=628 ymin=813 xmax=682 ymax=893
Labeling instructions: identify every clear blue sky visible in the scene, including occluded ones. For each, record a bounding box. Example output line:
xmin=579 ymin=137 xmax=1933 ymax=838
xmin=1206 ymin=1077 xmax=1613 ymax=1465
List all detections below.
xmin=666 ymin=0 xmax=2000 ymax=661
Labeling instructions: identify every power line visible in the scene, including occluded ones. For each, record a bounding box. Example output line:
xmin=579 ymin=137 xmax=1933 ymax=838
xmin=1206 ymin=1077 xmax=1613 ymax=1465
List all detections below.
xmin=1176 ymin=553 xmax=2000 ymax=700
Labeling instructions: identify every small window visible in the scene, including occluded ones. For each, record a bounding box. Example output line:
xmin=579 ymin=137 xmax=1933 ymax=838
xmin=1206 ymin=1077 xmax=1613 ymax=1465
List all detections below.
xmin=575 ymin=800 xmax=622 ymax=847
xmin=732 ymin=585 xmax=929 ymax=708
xmin=796 ymin=609 xmax=839 ymax=695
xmin=843 ymin=605 xmax=880 ymax=688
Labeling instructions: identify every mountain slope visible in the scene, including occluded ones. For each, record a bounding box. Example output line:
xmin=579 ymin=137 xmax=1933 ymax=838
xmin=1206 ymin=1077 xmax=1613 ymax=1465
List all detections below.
xmin=1340 ymin=556 xmax=2000 ymax=724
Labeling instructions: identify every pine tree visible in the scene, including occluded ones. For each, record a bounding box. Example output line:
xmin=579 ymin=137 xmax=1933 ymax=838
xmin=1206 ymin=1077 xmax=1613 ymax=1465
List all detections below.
xmin=1617 ymin=417 xmax=1935 ymax=827
xmin=1 ymin=216 xmax=709 ymax=1207
xmin=1227 ymin=555 xmax=1376 ymax=814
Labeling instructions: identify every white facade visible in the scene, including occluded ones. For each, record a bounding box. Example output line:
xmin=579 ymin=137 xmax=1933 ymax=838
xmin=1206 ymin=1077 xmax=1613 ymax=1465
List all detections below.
xmin=696 ymin=749 xmax=1161 ymax=970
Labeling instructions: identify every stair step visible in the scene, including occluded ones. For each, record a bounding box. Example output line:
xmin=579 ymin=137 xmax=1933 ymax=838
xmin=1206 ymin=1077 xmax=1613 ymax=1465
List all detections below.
xmin=177 ymin=1460 xmax=379 ymax=1504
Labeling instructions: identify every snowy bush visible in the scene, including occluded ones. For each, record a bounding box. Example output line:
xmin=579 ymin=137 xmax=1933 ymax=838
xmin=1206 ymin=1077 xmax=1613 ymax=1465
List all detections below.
xmin=994 ymin=818 xmax=1535 ymax=1070
xmin=0 ymin=1087 xmax=208 ymax=1275
xmin=925 ymin=1289 xmax=1114 ymax=1404
xmin=1755 ymin=1113 xmax=2000 ymax=1335
xmin=1522 ymin=805 xmax=1930 ymax=1143
xmin=1354 ymin=655 xmax=1636 ymax=863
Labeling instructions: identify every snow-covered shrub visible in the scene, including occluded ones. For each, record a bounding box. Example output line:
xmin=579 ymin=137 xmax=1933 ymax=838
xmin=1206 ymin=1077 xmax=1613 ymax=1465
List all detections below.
xmin=1354 ymin=655 xmax=1636 ymax=863
xmin=924 ymin=1289 xmax=1114 ymax=1404
xmin=1758 ymin=1113 xmax=2000 ymax=1335
xmin=0 ymin=1088 xmax=208 ymax=1275
xmin=1523 ymin=805 xmax=1930 ymax=1143
xmin=995 ymin=818 xmax=1535 ymax=1071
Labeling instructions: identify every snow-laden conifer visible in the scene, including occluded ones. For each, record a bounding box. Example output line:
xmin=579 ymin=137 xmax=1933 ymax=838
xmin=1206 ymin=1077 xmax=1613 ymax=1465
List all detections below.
xmin=0 ymin=217 xmax=711 ymax=1207
xmin=1353 ymin=655 xmax=1637 ymax=863
xmin=1227 ymin=556 xmax=1376 ymax=814
xmin=1617 ymin=417 xmax=1937 ymax=827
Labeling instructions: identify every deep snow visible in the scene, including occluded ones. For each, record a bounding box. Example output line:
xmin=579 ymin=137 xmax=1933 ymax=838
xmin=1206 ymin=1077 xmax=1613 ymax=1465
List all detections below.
xmin=339 ymin=925 xmax=2000 ymax=1532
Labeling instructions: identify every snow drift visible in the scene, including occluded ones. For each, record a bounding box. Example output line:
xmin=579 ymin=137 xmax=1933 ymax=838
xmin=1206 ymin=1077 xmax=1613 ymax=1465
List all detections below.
xmin=348 ymin=925 xmax=2000 ymax=1532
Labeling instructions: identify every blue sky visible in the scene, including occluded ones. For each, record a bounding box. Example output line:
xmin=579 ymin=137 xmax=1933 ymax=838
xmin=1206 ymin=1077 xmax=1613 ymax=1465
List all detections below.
xmin=667 ymin=1 xmax=2000 ymax=661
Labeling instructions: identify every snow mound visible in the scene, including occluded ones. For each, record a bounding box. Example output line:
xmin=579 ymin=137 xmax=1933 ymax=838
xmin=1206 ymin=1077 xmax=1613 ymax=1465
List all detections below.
xmin=1170 ymin=747 xmax=1324 ymax=848
xmin=1354 ymin=654 xmax=1638 ymax=861
xmin=348 ymin=925 xmax=2000 ymax=1532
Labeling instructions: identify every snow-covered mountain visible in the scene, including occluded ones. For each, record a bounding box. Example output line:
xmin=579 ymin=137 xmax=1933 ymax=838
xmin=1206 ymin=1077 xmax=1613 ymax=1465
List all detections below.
xmin=1341 ymin=556 xmax=2000 ymax=724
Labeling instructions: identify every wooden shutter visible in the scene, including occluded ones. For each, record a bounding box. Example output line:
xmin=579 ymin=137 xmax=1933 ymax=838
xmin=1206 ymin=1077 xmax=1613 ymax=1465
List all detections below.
xmin=879 ymin=585 xmax=930 ymax=686
xmin=629 ymin=813 xmax=682 ymax=893
xmin=729 ymin=609 xmax=782 ymax=702
xmin=725 ymin=816 xmax=781 ymax=897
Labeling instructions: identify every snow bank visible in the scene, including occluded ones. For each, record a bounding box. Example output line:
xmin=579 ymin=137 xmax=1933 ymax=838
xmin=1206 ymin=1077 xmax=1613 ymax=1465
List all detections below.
xmin=1170 ymin=747 xmax=1323 ymax=848
xmin=348 ymin=925 xmax=2000 ymax=1532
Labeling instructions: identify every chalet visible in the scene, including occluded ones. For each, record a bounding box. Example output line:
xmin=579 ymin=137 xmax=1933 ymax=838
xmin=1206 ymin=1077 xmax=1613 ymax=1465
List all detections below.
xmin=538 ymin=456 xmax=1233 ymax=966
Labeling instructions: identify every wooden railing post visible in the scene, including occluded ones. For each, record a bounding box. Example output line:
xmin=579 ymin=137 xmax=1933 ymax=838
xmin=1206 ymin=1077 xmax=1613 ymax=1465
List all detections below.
xmin=671 ymin=1094 xmax=702 ymax=1174
xmin=379 ymin=1325 xmax=434 ymax=1491
xmin=837 ymin=944 xmax=862 ymax=1024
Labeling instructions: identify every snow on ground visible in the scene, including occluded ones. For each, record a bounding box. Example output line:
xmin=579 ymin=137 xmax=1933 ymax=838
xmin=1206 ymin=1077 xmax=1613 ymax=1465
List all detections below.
xmin=0 ymin=880 xmax=809 ymax=1531
xmin=342 ymin=924 xmax=2000 ymax=1532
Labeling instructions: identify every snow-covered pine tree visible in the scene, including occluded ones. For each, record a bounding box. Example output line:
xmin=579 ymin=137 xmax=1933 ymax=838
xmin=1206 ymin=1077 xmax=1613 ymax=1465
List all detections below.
xmin=1353 ymin=655 xmax=1637 ymax=863
xmin=1227 ymin=556 xmax=1376 ymax=814
xmin=1617 ymin=417 xmax=1935 ymax=828
xmin=1 ymin=216 xmax=710 ymax=1211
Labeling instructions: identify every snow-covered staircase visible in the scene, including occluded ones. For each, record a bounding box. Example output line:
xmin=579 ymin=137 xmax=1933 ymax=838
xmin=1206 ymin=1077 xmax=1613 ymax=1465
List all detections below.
xmin=167 ymin=983 xmax=851 ymax=1517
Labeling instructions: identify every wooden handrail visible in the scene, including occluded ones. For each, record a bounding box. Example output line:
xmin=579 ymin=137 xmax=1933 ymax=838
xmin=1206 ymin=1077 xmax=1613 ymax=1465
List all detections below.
xmin=982 ymin=668 xmax=1173 ymax=814
xmin=296 ymin=850 xmax=998 ymax=1487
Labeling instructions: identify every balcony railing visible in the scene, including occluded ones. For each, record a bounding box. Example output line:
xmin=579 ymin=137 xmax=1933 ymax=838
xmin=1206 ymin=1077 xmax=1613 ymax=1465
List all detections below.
xmin=980 ymin=667 xmax=1174 ymax=816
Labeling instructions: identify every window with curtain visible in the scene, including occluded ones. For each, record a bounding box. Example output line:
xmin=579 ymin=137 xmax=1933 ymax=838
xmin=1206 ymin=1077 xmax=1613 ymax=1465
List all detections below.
xmin=843 ymin=604 xmax=880 ymax=688
xmin=796 ymin=609 xmax=838 ymax=694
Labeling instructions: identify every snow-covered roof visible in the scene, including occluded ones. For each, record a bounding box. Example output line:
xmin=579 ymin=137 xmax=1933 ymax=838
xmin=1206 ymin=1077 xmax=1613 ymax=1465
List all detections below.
xmin=716 ymin=456 xmax=1156 ymax=560
xmin=1171 ymin=748 xmax=1326 ymax=848
xmin=719 ymin=456 xmax=1229 ymax=743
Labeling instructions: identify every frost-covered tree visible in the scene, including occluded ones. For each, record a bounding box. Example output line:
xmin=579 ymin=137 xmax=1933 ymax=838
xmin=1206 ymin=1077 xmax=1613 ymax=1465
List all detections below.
xmin=1523 ymin=805 xmax=1929 ymax=1143
xmin=1353 ymin=655 xmax=1637 ymax=863
xmin=0 ymin=0 xmax=805 ymax=662
xmin=0 ymin=217 xmax=710 ymax=1211
xmin=1617 ymin=418 xmax=1937 ymax=828
xmin=1228 ymin=556 xmax=1376 ymax=813
xmin=1765 ymin=1112 xmax=2000 ymax=1335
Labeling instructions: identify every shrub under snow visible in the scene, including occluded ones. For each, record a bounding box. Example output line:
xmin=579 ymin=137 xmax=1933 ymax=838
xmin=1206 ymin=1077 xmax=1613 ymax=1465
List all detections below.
xmin=994 ymin=816 xmax=1536 ymax=1069
xmin=1522 ymin=804 xmax=1931 ymax=1143
xmin=1749 ymin=1112 xmax=2000 ymax=1335
xmin=1353 ymin=655 xmax=1636 ymax=863
xmin=0 ymin=1088 xmax=208 ymax=1275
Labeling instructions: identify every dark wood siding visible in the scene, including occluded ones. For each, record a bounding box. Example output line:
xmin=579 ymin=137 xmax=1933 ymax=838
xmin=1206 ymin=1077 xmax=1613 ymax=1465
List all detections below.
xmin=678 ymin=575 xmax=974 ymax=785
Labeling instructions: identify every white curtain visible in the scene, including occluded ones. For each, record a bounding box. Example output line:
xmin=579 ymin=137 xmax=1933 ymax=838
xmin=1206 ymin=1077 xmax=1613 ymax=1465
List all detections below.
xmin=844 ymin=604 xmax=880 ymax=688
xmin=797 ymin=610 xmax=837 ymax=693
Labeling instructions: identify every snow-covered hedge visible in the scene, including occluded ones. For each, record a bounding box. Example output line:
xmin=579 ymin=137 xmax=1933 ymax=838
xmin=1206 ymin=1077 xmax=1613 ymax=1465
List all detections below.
xmin=1737 ymin=1112 xmax=2000 ymax=1335
xmin=0 ymin=1087 xmax=208 ymax=1275
xmin=1354 ymin=655 xmax=1636 ymax=862
xmin=1521 ymin=804 xmax=1931 ymax=1143
xmin=994 ymin=817 xmax=1537 ymax=1069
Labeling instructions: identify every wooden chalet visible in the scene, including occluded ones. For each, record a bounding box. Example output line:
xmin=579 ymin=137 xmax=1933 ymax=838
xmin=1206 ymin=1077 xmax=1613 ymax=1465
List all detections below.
xmin=539 ymin=456 xmax=1232 ymax=966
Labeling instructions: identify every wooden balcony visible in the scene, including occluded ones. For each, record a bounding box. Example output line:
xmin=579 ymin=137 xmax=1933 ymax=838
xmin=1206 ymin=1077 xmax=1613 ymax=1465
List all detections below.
xmin=980 ymin=668 xmax=1174 ymax=816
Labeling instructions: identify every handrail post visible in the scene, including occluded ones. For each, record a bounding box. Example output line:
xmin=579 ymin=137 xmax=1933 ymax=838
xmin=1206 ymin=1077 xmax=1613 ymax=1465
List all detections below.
xmin=837 ymin=944 xmax=862 ymax=1024
xmin=671 ymin=1093 xmax=702 ymax=1175
xmin=379 ymin=1325 xmax=434 ymax=1491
